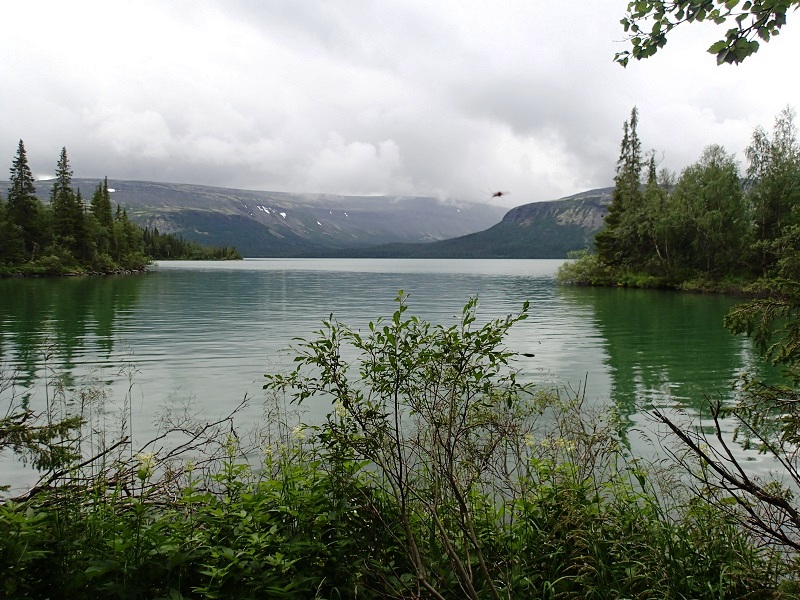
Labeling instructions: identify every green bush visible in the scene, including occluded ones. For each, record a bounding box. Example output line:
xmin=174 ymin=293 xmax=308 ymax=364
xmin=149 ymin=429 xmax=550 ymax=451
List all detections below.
xmin=557 ymin=249 xmax=617 ymax=286
xmin=1 ymin=298 xmax=795 ymax=598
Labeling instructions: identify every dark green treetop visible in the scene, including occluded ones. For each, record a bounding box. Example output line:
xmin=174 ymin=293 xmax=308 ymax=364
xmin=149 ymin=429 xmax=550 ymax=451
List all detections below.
xmin=51 ymin=147 xmax=85 ymax=253
xmin=8 ymin=139 xmax=35 ymax=201
xmin=90 ymin=176 xmax=114 ymax=229
xmin=594 ymin=107 xmax=646 ymax=267
xmin=6 ymin=140 xmax=43 ymax=259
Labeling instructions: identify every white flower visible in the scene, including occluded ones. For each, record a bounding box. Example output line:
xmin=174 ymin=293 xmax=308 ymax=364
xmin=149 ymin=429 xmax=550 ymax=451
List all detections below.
xmin=136 ymin=452 xmax=155 ymax=481
xmin=292 ymin=425 xmax=306 ymax=440
xmin=333 ymin=400 xmax=348 ymax=418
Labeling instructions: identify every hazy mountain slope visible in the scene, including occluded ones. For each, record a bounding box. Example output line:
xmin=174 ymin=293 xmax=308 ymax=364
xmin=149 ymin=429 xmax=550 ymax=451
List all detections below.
xmin=330 ymin=189 xmax=611 ymax=258
xmin=0 ymin=178 xmax=610 ymax=258
xmin=0 ymin=179 xmax=506 ymax=256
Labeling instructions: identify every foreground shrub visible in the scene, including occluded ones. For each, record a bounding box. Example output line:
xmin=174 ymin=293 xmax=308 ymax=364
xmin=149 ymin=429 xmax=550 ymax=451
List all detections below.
xmin=1 ymin=296 xmax=796 ymax=598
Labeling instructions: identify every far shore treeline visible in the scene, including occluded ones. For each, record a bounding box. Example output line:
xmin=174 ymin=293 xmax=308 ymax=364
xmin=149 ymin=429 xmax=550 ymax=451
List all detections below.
xmin=559 ymin=106 xmax=800 ymax=293
xmin=0 ymin=141 xmax=241 ymax=277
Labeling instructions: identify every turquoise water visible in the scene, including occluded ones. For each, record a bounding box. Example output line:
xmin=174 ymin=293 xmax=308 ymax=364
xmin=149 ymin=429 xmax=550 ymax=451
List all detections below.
xmin=0 ymin=259 xmax=780 ymax=492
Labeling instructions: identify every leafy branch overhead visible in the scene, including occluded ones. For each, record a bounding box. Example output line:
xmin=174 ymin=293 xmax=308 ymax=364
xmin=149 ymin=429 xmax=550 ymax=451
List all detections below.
xmin=616 ymin=0 xmax=797 ymax=65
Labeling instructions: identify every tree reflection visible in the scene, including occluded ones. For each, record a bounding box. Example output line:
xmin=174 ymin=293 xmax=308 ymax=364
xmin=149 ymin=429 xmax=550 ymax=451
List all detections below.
xmin=557 ymin=285 xmax=782 ymax=422
xmin=0 ymin=275 xmax=144 ymax=385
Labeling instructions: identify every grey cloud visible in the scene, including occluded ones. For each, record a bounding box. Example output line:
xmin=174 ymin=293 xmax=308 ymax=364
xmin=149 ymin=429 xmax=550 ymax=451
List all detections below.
xmin=2 ymin=0 xmax=799 ymax=207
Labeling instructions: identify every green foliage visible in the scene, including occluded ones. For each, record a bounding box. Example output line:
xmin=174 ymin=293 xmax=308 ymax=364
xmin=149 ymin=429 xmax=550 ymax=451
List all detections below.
xmin=6 ymin=140 xmax=45 ymax=261
xmin=90 ymin=176 xmax=114 ymax=229
xmin=670 ymin=144 xmax=750 ymax=275
xmin=722 ymin=281 xmax=800 ymax=450
xmin=0 ymin=410 xmax=83 ymax=473
xmin=616 ymin=0 xmax=797 ymax=66
xmin=563 ymin=105 xmax=800 ymax=555
xmin=0 ymin=300 xmax=794 ymax=598
xmin=0 ymin=142 xmax=241 ymax=276
xmin=566 ymin=107 xmax=800 ymax=290
xmin=142 ymin=227 xmax=242 ymax=260
xmin=265 ymin=292 xmax=542 ymax=598
xmin=557 ymin=249 xmax=618 ymax=286
xmin=747 ymin=107 xmax=800 ymax=275
xmin=595 ymin=107 xmax=646 ymax=268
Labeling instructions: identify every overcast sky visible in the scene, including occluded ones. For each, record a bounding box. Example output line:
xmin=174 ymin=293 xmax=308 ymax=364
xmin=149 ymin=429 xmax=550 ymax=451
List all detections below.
xmin=2 ymin=1 xmax=798 ymax=207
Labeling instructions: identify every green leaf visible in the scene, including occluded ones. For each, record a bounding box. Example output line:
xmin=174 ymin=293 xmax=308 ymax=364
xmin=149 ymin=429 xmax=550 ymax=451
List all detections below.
xmin=708 ymin=40 xmax=729 ymax=53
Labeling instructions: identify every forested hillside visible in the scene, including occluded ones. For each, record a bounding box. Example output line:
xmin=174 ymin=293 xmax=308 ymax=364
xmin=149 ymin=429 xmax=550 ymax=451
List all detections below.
xmin=0 ymin=142 xmax=240 ymax=276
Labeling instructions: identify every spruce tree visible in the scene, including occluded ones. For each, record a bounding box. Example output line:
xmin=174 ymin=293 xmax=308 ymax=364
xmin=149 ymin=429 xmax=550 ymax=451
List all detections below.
xmin=7 ymin=140 xmax=43 ymax=259
xmin=595 ymin=107 xmax=645 ymax=267
xmin=90 ymin=177 xmax=114 ymax=257
xmin=50 ymin=147 xmax=85 ymax=258
xmin=90 ymin=176 xmax=114 ymax=228
xmin=112 ymin=204 xmax=128 ymax=260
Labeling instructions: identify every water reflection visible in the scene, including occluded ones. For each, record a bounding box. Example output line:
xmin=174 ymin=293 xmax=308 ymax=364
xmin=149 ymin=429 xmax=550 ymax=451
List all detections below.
xmin=557 ymin=285 xmax=781 ymax=421
xmin=0 ymin=275 xmax=145 ymax=386
xmin=0 ymin=260 xmax=781 ymax=436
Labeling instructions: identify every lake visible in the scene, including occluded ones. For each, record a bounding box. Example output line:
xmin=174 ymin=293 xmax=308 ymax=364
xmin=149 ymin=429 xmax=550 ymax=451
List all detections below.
xmin=0 ymin=258 xmax=780 ymax=493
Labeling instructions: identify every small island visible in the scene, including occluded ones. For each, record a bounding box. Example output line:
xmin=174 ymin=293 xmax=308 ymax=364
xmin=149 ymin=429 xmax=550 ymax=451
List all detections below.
xmin=0 ymin=141 xmax=241 ymax=277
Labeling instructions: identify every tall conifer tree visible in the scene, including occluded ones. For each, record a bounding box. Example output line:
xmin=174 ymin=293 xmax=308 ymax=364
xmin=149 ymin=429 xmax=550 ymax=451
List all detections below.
xmin=595 ymin=107 xmax=644 ymax=267
xmin=7 ymin=140 xmax=42 ymax=258
xmin=90 ymin=176 xmax=114 ymax=229
xmin=51 ymin=146 xmax=85 ymax=256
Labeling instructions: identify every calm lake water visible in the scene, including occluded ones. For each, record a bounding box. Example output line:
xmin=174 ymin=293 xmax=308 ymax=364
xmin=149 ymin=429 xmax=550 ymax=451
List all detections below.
xmin=0 ymin=259 xmax=780 ymax=492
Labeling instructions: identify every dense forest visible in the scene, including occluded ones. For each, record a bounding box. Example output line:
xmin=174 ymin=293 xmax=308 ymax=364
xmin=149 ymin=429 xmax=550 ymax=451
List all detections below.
xmin=559 ymin=106 xmax=800 ymax=292
xmin=0 ymin=141 xmax=241 ymax=276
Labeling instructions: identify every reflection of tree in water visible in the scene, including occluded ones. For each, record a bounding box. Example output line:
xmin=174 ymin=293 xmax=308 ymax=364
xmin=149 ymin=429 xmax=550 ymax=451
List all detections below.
xmin=0 ymin=275 xmax=144 ymax=385
xmin=557 ymin=286 xmax=782 ymax=422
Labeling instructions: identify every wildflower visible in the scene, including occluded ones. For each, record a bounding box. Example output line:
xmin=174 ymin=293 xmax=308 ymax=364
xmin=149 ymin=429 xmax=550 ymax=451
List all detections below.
xmin=554 ymin=437 xmax=577 ymax=452
xmin=523 ymin=434 xmax=536 ymax=448
xmin=292 ymin=424 xmax=306 ymax=440
xmin=136 ymin=452 xmax=155 ymax=481
xmin=333 ymin=399 xmax=348 ymax=418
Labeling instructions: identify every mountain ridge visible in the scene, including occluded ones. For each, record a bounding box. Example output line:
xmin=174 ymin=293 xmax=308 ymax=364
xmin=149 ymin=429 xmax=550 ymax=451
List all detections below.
xmin=0 ymin=179 xmax=611 ymax=258
xmin=323 ymin=188 xmax=611 ymax=258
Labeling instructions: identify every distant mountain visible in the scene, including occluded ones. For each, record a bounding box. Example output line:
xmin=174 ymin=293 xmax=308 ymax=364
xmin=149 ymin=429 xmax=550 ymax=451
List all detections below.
xmin=0 ymin=179 xmax=611 ymax=258
xmin=330 ymin=188 xmax=612 ymax=258
xmin=0 ymin=179 xmax=507 ymax=257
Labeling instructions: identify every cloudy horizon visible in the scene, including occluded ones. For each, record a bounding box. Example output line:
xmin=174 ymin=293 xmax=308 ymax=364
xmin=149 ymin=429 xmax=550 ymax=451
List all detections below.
xmin=2 ymin=1 xmax=799 ymax=208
